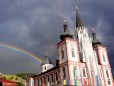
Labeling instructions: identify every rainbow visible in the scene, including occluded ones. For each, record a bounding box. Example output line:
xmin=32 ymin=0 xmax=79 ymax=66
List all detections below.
xmin=0 ymin=43 xmax=43 ymax=62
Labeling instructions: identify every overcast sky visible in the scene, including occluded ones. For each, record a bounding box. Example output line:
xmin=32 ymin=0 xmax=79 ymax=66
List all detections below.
xmin=0 ymin=0 xmax=114 ymax=74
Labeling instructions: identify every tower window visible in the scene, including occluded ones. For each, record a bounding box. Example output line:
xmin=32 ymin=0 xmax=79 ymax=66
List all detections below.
xmin=71 ymin=50 xmax=75 ymax=57
xmin=108 ymin=79 xmax=111 ymax=85
xmin=73 ymin=67 xmax=77 ymax=77
xmin=62 ymin=67 xmax=66 ymax=79
xmin=82 ymin=68 xmax=86 ymax=77
xmin=102 ymin=54 xmax=106 ymax=62
xmin=61 ymin=50 xmax=64 ymax=59
xmin=106 ymin=69 xmax=109 ymax=78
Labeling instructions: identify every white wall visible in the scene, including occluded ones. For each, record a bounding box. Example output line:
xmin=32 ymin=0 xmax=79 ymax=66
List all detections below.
xmin=103 ymin=68 xmax=113 ymax=86
xmin=66 ymin=40 xmax=79 ymax=62
xmin=98 ymin=47 xmax=109 ymax=65
xmin=58 ymin=43 xmax=67 ymax=64
xmin=41 ymin=64 xmax=53 ymax=72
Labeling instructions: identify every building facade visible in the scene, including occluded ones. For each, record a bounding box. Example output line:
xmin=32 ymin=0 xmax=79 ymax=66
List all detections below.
xmin=33 ymin=8 xmax=113 ymax=86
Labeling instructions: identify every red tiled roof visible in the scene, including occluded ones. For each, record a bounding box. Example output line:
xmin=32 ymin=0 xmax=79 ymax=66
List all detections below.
xmin=0 ymin=78 xmax=18 ymax=86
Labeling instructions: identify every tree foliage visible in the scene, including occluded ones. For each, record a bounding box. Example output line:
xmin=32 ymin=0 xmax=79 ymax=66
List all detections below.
xmin=16 ymin=73 xmax=37 ymax=79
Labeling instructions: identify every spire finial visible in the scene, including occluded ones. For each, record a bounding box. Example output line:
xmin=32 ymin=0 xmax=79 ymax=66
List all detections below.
xmin=92 ymin=28 xmax=95 ymax=33
xmin=76 ymin=6 xmax=84 ymax=28
xmin=76 ymin=6 xmax=78 ymax=10
xmin=45 ymin=52 xmax=48 ymax=58
xmin=64 ymin=19 xmax=67 ymax=24
xmin=63 ymin=19 xmax=68 ymax=32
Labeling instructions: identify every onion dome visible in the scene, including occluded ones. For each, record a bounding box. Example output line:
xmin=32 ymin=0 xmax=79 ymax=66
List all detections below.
xmin=60 ymin=20 xmax=73 ymax=40
xmin=41 ymin=53 xmax=53 ymax=66
xmin=92 ymin=29 xmax=102 ymax=46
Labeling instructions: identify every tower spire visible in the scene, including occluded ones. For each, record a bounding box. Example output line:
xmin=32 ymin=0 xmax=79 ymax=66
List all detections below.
xmin=76 ymin=6 xmax=84 ymax=28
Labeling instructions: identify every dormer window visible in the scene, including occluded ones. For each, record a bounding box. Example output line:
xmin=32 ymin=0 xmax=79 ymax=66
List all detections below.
xmin=61 ymin=50 xmax=64 ymax=59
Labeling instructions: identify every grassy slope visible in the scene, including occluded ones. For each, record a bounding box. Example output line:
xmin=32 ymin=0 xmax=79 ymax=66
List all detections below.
xmin=2 ymin=74 xmax=25 ymax=84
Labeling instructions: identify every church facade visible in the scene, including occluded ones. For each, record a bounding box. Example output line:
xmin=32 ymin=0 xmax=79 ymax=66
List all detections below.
xmin=33 ymin=8 xmax=113 ymax=86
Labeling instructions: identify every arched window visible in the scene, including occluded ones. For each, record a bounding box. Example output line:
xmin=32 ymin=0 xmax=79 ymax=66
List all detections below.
xmin=73 ymin=67 xmax=77 ymax=86
xmin=44 ymin=77 xmax=46 ymax=84
xmin=82 ymin=68 xmax=86 ymax=77
xmin=106 ymin=69 xmax=109 ymax=78
xmin=102 ymin=53 xmax=106 ymax=62
xmin=55 ymin=72 xmax=58 ymax=81
xmin=71 ymin=49 xmax=75 ymax=57
xmin=73 ymin=67 xmax=77 ymax=77
xmin=51 ymin=74 xmax=54 ymax=82
xmin=47 ymin=75 xmax=50 ymax=82
xmin=61 ymin=50 xmax=64 ymax=59
xmin=38 ymin=79 xmax=39 ymax=85
xmin=108 ymin=79 xmax=111 ymax=85
xmin=44 ymin=66 xmax=46 ymax=70
xmin=62 ymin=67 xmax=66 ymax=79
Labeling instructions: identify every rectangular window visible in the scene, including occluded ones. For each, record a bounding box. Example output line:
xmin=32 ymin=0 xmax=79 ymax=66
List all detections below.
xmin=48 ymin=75 xmax=49 ymax=82
xmin=71 ymin=50 xmax=75 ymax=57
xmin=51 ymin=74 xmax=54 ymax=82
xmin=39 ymin=78 xmax=42 ymax=85
xmin=61 ymin=50 xmax=64 ymax=59
xmin=102 ymin=54 xmax=106 ymax=62
xmin=45 ymin=66 xmax=46 ymax=70
xmin=82 ymin=68 xmax=86 ymax=77
xmin=41 ymin=78 xmax=42 ymax=84
xmin=62 ymin=67 xmax=66 ymax=79
xmin=44 ymin=77 xmax=46 ymax=84
xmin=96 ymin=51 xmax=100 ymax=64
xmin=38 ymin=79 xmax=39 ymax=85
xmin=55 ymin=72 xmax=58 ymax=81
xmin=106 ymin=69 xmax=109 ymax=78
xmin=73 ymin=68 xmax=77 ymax=77
xmin=108 ymin=79 xmax=111 ymax=85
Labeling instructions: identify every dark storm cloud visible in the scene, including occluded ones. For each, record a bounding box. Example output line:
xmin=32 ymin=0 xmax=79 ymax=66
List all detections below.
xmin=0 ymin=0 xmax=114 ymax=74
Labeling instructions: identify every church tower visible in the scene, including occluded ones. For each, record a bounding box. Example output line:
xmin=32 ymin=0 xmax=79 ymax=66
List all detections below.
xmin=57 ymin=7 xmax=114 ymax=86
xmin=92 ymin=31 xmax=113 ymax=86
xmin=57 ymin=20 xmax=81 ymax=85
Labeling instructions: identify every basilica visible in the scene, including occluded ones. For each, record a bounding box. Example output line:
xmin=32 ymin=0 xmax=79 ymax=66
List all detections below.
xmin=33 ymin=8 xmax=113 ymax=86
